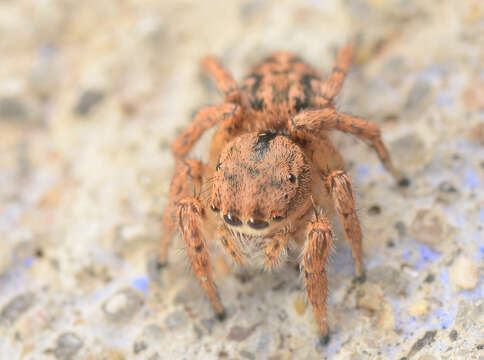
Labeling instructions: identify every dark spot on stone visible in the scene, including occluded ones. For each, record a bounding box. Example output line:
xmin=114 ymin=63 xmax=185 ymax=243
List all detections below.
xmin=438 ymin=181 xmax=457 ymax=193
xmin=194 ymin=244 xmax=203 ymax=252
xmin=53 ymin=332 xmax=83 ymax=360
xmin=35 ymin=248 xmax=44 ymax=258
xmin=216 ymin=162 xmax=221 ymax=171
xmin=449 ymin=329 xmax=458 ymax=341
xmin=164 ymin=310 xmax=188 ymax=330
xmin=288 ymin=173 xmax=296 ymax=183
xmin=73 ymin=89 xmax=105 ymax=116
xmin=477 ymin=344 xmax=484 ymax=350
xmin=368 ymin=204 xmax=381 ymax=215
xmin=424 ymin=273 xmax=435 ymax=283
xmin=273 ymin=216 xmax=284 ymax=221
xmin=0 ymin=292 xmax=35 ymax=326
xmin=227 ymin=323 xmax=259 ymax=342
xmin=133 ymin=341 xmax=148 ymax=354
xmin=394 ymin=221 xmax=407 ymax=237
xmin=399 ymin=177 xmax=411 ymax=187
xmin=239 ymin=350 xmax=256 ymax=360
xmin=387 ymin=239 xmax=395 ymax=248
xmin=0 ymin=97 xmax=29 ymax=120
xmin=407 ymin=330 xmax=437 ymax=358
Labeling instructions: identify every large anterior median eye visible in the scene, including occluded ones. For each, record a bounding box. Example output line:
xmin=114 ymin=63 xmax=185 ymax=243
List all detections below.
xmin=224 ymin=213 xmax=242 ymax=226
xmin=248 ymin=218 xmax=269 ymax=230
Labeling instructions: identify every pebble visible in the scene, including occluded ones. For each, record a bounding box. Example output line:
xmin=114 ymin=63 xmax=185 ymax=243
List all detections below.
xmin=0 ymin=292 xmax=35 ymax=326
xmin=357 ymin=283 xmax=383 ymax=312
xmin=293 ymin=296 xmax=307 ymax=315
xmin=405 ymin=79 xmax=432 ymax=112
xmin=53 ymin=332 xmax=83 ymax=360
xmin=449 ymin=256 xmax=478 ymax=290
xmin=227 ymin=323 xmax=259 ymax=342
xmin=0 ymin=97 xmax=29 ymax=121
xmin=410 ymin=209 xmax=451 ymax=248
xmin=377 ymin=300 xmax=395 ymax=330
xmin=133 ymin=341 xmax=148 ymax=354
xmin=102 ymin=288 xmax=143 ymax=323
xmin=73 ymin=89 xmax=105 ymax=116
xmin=0 ymin=242 xmax=12 ymax=274
xmin=164 ymin=310 xmax=188 ymax=330
xmin=367 ymin=265 xmax=409 ymax=297
xmin=409 ymin=300 xmax=429 ymax=317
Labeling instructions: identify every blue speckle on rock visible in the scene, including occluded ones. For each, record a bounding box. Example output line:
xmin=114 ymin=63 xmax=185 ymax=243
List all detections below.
xmin=132 ymin=276 xmax=149 ymax=293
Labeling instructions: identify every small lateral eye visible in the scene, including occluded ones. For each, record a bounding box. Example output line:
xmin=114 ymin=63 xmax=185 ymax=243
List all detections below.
xmin=210 ymin=204 xmax=220 ymax=212
xmin=272 ymin=216 xmax=284 ymax=222
xmin=248 ymin=218 xmax=269 ymax=230
xmin=224 ymin=213 xmax=242 ymax=226
xmin=288 ymin=173 xmax=296 ymax=183
xmin=216 ymin=163 xmax=221 ymax=171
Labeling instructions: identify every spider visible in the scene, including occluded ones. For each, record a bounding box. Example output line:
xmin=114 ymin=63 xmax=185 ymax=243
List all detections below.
xmin=158 ymin=44 xmax=408 ymax=345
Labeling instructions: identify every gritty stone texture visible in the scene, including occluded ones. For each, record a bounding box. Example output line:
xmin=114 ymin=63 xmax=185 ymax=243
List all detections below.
xmin=0 ymin=0 xmax=483 ymax=359
xmin=53 ymin=332 xmax=83 ymax=360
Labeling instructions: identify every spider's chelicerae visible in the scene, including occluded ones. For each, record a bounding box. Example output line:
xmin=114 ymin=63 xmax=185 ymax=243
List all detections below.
xmin=159 ymin=44 xmax=408 ymax=344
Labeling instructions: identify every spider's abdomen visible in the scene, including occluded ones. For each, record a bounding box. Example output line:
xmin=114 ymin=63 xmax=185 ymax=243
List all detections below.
xmin=241 ymin=52 xmax=322 ymax=117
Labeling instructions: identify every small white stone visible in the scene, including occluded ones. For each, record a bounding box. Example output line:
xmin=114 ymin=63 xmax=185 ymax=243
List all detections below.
xmin=409 ymin=299 xmax=429 ymax=317
xmin=104 ymin=293 xmax=128 ymax=314
xmin=450 ymin=256 xmax=478 ymax=290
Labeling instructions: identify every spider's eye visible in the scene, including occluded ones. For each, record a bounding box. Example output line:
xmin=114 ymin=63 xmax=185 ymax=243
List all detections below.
xmin=288 ymin=173 xmax=296 ymax=183
xmin=216 ymin=163 xmax=221 ymax=171
xmin=224 ymin=213 xmax=242 ymax=226
xmin=272 ymin=216 xmax=284 ymax=222
xmin=248 ymin=218 xmax=269 ymax=230
xmin=210 ymin=205 xmax=220 ymax=212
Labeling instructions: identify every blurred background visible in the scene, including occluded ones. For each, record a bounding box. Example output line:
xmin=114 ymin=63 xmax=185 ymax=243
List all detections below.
xmin=0 ymin=1 xmax=483 ymax=359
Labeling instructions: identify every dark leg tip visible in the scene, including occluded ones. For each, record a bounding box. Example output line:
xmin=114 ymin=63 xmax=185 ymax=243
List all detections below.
xmin=215 ymin=310 xmax=227 ymax=322
xmin=353 ymin=271 xmax=366 ymax=284
xmin=319 ymin=334 xmax=330 ymax=346
xmin=156 ymin=260 xmax=167 ymax=271
xmin=398 ymin=177 xmax=410 ymax=187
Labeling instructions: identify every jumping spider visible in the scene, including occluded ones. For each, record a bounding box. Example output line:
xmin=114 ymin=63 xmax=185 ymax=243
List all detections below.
xmin=159 ymin=44 xmax=408 ymax=344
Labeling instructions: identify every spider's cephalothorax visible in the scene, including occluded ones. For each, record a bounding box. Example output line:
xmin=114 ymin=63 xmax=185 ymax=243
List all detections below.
xmin=159 ymin=45 xmax=407 ymax=345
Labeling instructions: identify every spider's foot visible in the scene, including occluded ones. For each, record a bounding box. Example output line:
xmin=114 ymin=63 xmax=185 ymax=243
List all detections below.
xmin=353 ymin=271 xmax=366 ymax=284
xmin=318 ymin=334 xmax=330 ymax=346
xmin=215 ymin=310 xmax=227 ymax=322
xmin=398 ymin=177 xmax=410 ymax=187
xmin=156 ymin=260 xmax=167 ymax=271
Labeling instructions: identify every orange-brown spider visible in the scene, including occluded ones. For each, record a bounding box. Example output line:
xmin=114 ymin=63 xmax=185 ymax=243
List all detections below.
xmin=159 ymin=44 xmax=408 ymax=345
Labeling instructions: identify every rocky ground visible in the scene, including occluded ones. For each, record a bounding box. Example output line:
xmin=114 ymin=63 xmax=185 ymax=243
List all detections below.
xmin=0 ymin=1 xmax=483 ymax=359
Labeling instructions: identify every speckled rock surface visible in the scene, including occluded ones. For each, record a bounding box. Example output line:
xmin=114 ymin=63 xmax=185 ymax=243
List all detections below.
xmin=0 ymin=1 xmax=483 ymax=359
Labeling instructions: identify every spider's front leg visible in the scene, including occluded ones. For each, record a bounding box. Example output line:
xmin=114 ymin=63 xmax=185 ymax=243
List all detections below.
xmin=302 ymin=214 xmax=333 ymax=345
xmin=171 ymin=104 xmax=243 ymax=160
xmin=289 ymin=108 xmax=409 ymax=186
xmin=324 ymin=170 xmax=365 ymax=281
xmin=177 ymin=197 xmax=226 ymax=319
xmin=159 ymin=159 xmax=204 ymax=266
